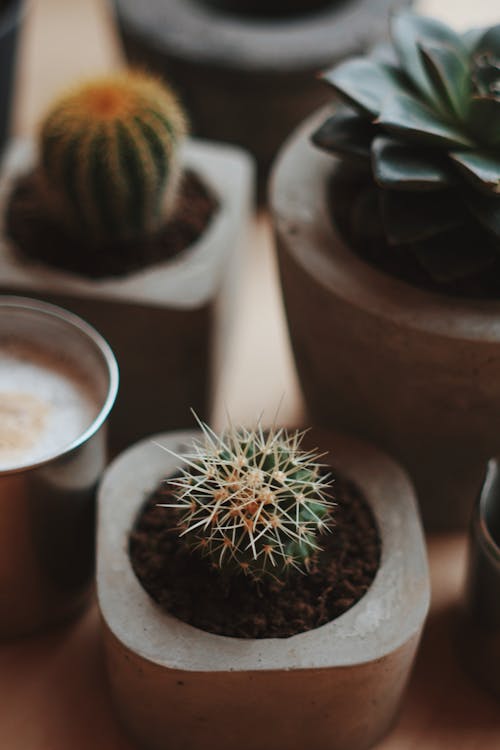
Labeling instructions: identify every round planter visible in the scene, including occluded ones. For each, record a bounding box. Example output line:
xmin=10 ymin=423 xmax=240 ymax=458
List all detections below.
xmin=460 ymin=460 xmax=500 ymax=700
xmin=0 ymin=0 xmax=25 ymax=155
xmin=112 ymin=0 xmax=412 ymax=176
xmin=0 ymin=137 xmax=254 ymax=452
xmin=270 ymin=107 xmax=500 ymax=531
xmin=97 ymin=428 xmax=429 ymax=750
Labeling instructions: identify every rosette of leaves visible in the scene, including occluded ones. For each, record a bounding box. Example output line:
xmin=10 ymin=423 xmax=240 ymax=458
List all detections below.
xmin=313 ymin=11 xmax=500 ymax=288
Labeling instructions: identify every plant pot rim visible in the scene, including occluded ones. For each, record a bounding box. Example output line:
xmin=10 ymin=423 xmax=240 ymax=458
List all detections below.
xmin=0 ymin=137 xmax=254 ymax=309
xmin=269 ymin=106 xmax=500 ymax=343
xmin=97 ymin=428 xmax=429 ymax=673
xmin=113 ymin=0 xmax=411 ymax=74
xmin=0 ymin=294 xmax=119 ymax=475
xmin=476 ymin=460 xmax=500 ymax=570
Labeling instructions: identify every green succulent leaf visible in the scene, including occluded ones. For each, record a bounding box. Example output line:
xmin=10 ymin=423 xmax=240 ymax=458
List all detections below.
xmin=474 ymin=24 xmax=500 ymax=58
xmin=372 ymin=136 xmax=451 ymax=190
xmin=465 ymin=191 xmax=500 ymax=240
xmin=377 ymin=92 xmax=474 ymax=148
xmin=314 ymin=12 xmax=500 ymax=286
xmin=381 ymin=188 xmax=463 ymax=244
xmin=370 ymin=42 xmax=398 ymax=66
xmin=418 ymin=42 xmax=470 ymax=120
xmin=412 ymin=225 xmax=497 ymax=282
xmin=311 ymin=109 xmax=374 ymax=161
xmin=450 ymin=150 xmax=500 ymax=195
xmin=462 ymin=26 xmax=488 ymax=54
xmin=391 ymin=11 xmax=468 ymax=111
xmin=468 ymin=96 xmax=500 ymax=147
xmin=320 ymin=57 xmax=407 ymax=118
xmin=349 ymin=187 xmax=384 ymax=243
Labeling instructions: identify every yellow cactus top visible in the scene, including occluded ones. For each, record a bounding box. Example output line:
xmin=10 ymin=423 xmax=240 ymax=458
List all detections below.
xmin=41 ymin=69 xmax=187 ymax=142
xmin=38 ymin=70 xmax=189 ymax=244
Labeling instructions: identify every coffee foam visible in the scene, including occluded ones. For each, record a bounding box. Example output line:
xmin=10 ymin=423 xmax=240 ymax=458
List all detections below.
xmin=0 ymin=340 xmax=100 ymax=471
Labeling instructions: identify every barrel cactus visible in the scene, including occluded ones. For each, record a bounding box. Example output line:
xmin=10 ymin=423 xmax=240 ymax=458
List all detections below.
xmin=160 ymin=420 xmax=335 ymax=581
xmin=313 ymin=11 xmax=500 ymax=285
xmin=38 ymin=70 xmax=188 ymax=245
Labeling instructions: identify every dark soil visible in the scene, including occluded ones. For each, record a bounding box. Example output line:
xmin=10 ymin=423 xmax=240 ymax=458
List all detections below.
xmin=199 ymin=0 xmax=333 ymax=20
xmin=329 ymin=166 xmax=500 ymax=300
xmin=129 ymin=471 xmax=381 ymax=639
xmin=5 ymin=170 xmax=218 ymax=279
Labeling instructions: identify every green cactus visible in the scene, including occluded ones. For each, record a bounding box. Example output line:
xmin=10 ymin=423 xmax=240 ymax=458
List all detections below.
xmin=313 ymin=12 xmax=500 ymax=286
xmin=160 ymin=419 xmax=336 ymax=581
xmin=38 ymin=70 xmax=188 ymax=245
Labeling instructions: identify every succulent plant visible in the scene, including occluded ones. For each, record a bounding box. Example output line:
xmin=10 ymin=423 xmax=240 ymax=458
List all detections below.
xmin=160 ymin=419 xmax=335 ymax=581
xmin=38 ymin=70 xmax=188 ymax=245
xmin=313 ymin=11 xmax=500 ymax=284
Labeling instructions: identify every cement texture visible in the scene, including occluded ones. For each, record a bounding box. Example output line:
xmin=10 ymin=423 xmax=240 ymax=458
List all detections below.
xmin=97 ymin=427 xmax=429 ymax=750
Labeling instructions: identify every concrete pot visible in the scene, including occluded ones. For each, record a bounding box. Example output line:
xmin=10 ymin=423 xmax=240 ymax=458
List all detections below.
xmin=460 ymin=460 xmax=500 ymax=700
xmin=0 ymin=138 xmax=254 ymax=452
xmin=0 ymin=0 xmax=25 ymax=156
xmin=97 ymin=427 xmax=429 ymax=750
xmin=270 ymin=107 xmax=500 ymax=531
xmin=112 ymin=0 xmax=411 ymax=176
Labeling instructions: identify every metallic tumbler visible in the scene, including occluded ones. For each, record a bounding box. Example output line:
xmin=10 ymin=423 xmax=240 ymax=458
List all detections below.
xmin=0 ymin=296 xmax=118 ymax=637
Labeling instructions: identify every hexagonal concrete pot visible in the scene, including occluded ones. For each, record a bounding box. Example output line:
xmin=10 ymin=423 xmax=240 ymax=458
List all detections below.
xmin=112 ymin=0 xmax=412 ymax=177
xmin=0 ymin=138 xmax=254 ymax=451
xmin=97 ymin=428 xmax=429 ymax=750
xmin=270 ymin=107 xmax=500 ymax=531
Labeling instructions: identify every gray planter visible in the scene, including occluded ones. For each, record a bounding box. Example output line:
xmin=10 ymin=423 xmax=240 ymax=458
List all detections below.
xmin=460 ymin=460 xmax=500 ymax=700
xmin=97 ymin=427 xmax=429 ymax=750
xmin=0 ymin=138 xmax=254 ymax=452
xmin=0 ymin=0 xmax=25 ymax=156
xmin=112 ymin=0 xmax=411 ymax=176
xmin=270 ymin=108 xmax=500 ymax=531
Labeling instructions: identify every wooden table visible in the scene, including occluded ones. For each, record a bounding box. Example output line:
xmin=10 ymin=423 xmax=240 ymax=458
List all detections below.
xmin=1 ymin=0 xmax=500 ymax=747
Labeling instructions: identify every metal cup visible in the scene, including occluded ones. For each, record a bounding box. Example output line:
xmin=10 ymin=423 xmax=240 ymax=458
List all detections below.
xmin=461 ymin=459 xmax=500 ymax=699
xmin=0 ymin=296 xmax=118 ymax=638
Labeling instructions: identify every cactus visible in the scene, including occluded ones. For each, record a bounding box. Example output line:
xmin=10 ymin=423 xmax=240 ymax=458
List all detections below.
xmin=38 ymin=70 xmax=188 ymax=245
xmin=160 ymin=420 xmax=336 ymax=581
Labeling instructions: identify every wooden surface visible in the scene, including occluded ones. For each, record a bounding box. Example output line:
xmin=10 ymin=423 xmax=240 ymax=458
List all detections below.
xmin=1 ymin=0 xmax=499 ymax=747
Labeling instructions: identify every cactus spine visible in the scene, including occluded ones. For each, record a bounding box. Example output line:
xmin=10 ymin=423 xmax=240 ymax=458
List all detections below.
xmin=39 ymin=71 xmax=188 ymax=245
xmin=160 ymin=420 xmax=336 ymax=581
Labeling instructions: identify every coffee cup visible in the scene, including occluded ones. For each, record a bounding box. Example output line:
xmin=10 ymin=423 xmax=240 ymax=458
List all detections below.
xmin=0 ymin=296 xmax=118 ymax=637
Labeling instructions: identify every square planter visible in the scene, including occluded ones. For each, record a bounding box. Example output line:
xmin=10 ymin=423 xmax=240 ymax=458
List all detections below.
xmin=270 ymin=107 xmax=500 ymax=531
xmin=97 ymin=427 xmax=430 ymax=750
xmin=0 ymin=138 xmax=254 ymax=451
